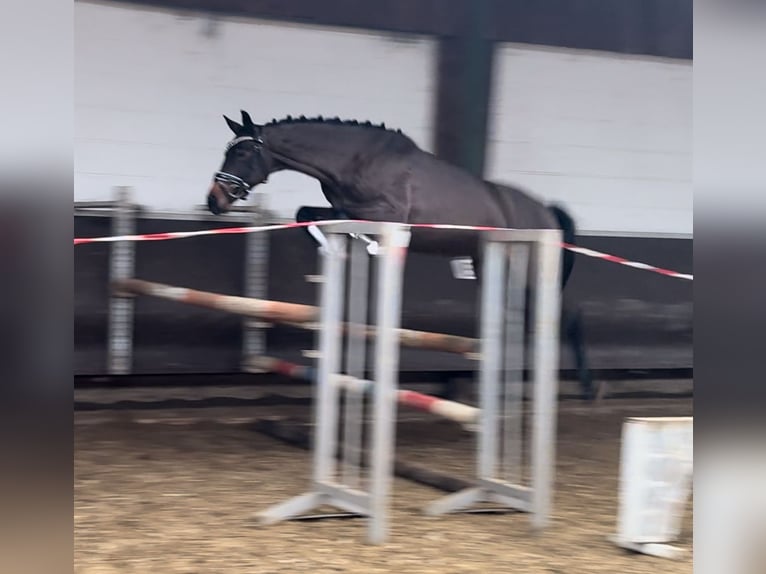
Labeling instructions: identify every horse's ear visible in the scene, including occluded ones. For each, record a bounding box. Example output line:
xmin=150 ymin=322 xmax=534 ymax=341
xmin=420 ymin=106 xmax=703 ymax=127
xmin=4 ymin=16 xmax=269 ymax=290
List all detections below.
xmin=239 ymin=110 xmax=262 ymax=136
xmin=224 ymin=115 xmax=243 ymax=135
xmin=240 ymin=110 xmax=255 ymax=128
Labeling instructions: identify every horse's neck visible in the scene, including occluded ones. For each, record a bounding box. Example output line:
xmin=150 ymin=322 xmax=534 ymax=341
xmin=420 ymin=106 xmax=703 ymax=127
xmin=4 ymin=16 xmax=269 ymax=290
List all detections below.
xmin=267 ymin=149 xmax=331 ymax=185
xmin=263 ymin=124 xmax=379 ymax=185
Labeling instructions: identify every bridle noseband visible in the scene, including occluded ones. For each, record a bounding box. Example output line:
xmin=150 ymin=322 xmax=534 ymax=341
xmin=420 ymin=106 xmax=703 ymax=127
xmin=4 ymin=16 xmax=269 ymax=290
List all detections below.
xmin=213 ymin=135 xmax=268 ymax=201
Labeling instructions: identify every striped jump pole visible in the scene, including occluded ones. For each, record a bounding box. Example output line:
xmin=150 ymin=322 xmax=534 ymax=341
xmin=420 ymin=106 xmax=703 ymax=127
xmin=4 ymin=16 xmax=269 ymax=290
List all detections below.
xmin=251 ymin=355 xmax=478 ymax=426
xmin=112 ymin=280 xmax=477 ymax=356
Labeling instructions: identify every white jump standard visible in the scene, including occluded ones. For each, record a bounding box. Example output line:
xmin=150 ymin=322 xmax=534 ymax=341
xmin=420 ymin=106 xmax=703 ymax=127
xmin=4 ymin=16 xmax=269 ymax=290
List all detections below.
xmin=255 ymin=221 xmax=411 ymax=545
xmin=426 ymin=228 xmax=563 ymax=532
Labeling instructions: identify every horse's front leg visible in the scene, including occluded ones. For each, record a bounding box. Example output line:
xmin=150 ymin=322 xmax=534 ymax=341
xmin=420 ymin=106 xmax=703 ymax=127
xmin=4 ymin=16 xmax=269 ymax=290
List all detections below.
xmin=296 ymin=205 xmax=346 ymax=223
xmin=296 ymin=205 xmax=344 ymax=255
xmin=295 ymin=205 xmax=379 ymax=255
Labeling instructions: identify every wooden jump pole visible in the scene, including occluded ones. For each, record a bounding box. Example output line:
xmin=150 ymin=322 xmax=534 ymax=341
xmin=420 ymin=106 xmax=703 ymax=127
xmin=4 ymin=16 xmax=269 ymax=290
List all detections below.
xmin=112 ymin=278 xmax=479 ymax=356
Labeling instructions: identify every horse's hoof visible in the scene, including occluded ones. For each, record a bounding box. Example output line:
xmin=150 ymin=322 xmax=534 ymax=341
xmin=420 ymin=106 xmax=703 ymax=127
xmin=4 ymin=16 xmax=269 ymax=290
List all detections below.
xmin=592 ymin=380 xmax=607 ymax=403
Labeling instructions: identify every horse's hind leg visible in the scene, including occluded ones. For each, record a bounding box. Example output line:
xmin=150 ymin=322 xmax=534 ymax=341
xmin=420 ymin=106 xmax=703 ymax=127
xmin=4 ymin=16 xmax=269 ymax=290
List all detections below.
xmin=563 ymin=305 xmax=594 ymax=401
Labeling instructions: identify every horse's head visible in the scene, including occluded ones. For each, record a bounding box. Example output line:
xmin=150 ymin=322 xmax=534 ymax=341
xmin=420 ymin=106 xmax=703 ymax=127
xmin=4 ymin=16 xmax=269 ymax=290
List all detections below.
xmin=207 ymin=110 xmax=271 ymax=214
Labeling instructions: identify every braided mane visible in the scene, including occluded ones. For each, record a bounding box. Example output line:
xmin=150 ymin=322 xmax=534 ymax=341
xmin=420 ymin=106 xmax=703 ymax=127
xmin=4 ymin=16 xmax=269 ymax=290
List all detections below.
xmin=266 ymin=115 xmax=404 ymax=135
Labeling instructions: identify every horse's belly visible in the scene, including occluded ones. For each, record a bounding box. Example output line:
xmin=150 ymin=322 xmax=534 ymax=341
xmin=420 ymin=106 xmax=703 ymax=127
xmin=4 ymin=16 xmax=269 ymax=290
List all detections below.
xmin=407 ymin=227 xmax=481 ymax=258
xmin=407 ymin=165 xmax=506 ymax=227
xmin=404 ymin=173 xmax=505 ymax=256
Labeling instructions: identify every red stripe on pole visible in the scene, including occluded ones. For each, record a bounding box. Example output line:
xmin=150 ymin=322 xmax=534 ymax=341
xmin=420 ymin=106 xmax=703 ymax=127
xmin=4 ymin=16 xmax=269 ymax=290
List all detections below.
xmin=398 ymin=390 xmax=439 ymax=412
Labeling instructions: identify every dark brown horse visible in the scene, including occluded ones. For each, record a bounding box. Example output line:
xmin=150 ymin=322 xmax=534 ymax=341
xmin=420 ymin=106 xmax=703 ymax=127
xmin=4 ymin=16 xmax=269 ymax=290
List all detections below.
xmin=206 ymin=111 xmax=592 ymax=398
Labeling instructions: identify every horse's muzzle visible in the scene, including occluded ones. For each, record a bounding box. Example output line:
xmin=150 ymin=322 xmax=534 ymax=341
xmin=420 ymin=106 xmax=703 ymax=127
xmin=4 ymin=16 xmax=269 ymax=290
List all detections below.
xmin=207 ymin=182 xmax=230 ymax=215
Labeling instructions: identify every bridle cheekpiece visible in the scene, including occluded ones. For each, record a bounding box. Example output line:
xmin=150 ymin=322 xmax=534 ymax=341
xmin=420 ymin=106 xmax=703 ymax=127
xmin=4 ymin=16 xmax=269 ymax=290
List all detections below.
xmin=213 ymin=135 xmax=266 ymax=201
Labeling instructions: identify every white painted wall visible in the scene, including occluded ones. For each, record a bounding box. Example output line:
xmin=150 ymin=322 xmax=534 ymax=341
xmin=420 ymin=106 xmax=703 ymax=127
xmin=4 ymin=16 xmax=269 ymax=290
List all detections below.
xmin=74 ymin=0 xmax=437 ymax=217
xmin=75 ymin=2 xmax=691 ymax=236
xmin=486 ymin=44 xmax=692 ymax=235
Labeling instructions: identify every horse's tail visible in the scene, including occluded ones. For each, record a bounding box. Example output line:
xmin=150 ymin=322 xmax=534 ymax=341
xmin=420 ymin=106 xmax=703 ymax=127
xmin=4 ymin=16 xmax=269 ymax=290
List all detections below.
xmin=548 ymin=203 xmax=576 ymax=288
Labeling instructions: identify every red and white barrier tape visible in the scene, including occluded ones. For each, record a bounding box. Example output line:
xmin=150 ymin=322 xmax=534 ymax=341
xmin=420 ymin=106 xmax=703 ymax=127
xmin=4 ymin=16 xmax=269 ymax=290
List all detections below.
xmin=72 ymin=221 xmax=301 ymax=245
xmin=561 ymin=244 xmax=692 ymax=281
xmin=73 ymin=219 xmax=692 ymax=281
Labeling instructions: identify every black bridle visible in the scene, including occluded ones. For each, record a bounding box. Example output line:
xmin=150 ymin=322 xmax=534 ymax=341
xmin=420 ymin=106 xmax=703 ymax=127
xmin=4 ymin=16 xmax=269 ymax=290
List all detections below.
xmin=213 ymin=135 xmax=268 ymax=201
